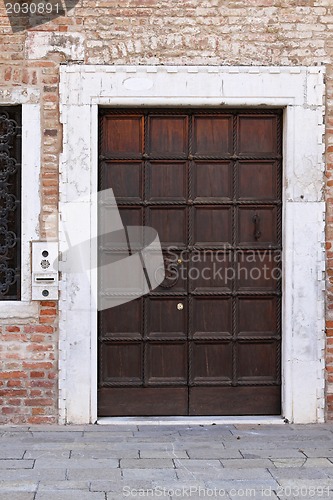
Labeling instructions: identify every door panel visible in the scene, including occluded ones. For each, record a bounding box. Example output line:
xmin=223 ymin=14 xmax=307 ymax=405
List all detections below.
xmin=99 ymin=387 xmax=188 ymax=416
xmin=189 ymin=386 xmax=281 ymax=416
xmin=238 ymin=116 xmax=278 ymax=154
xmin=148 ymin=207 xmax=187 ymax=246
xmin=190 ymin=342 xmax=233 ymax=383
xmin=148 ymin=116 xmax=188 ymax=156
xmin=193 ymin=206 xmax=233 ymax=245
xmin=147 ymin=297 xmax=187 ymax=338
xmin=194 ymin=161 xmax=232 ymax=199
xmin=192 ymin=297 xmax=233 ymax=338
xmin=98 ymin=109 xmax=282 ymax=416
xmin=101 ymin=115 xmax=143 ymax=156
xmin=146 ymin=343 xmax=188 ymax=385
xmin=193 ymin=115 xmax=233 ymax=155
xmin=148 ymin=161 xmax=187 ymax=201
xmin=238 ymin=206 xmax=277 ymax=246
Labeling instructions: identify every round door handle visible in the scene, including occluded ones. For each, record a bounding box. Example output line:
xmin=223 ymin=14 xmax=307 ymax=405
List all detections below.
xmin=177 ymin=303 xmax=184 ymax=310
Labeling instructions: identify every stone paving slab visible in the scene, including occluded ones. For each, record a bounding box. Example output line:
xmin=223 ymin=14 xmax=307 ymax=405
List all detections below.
xmin=178 ymin=429 xmax=233 ymax=437
xmin=38 ymin=480 xmax=90 ymax=491
xmin=90 ymin=478 xmax=178 ymax=492
xmin=0 ymin=494 xmax=35 ymax=500
xmin=84 ymin=425 xmax=139 ymax=432
xmin=221 ymin=458 xmax=273 ymax=468
xmin=120 ymin=458 xmax=175 ymax=468
xmin=301 ymin=448 xmax=333 ymax=457
xmin=122 ymin=468 xmax=178 ymax=481
xmin=71 ymin=449 xmax=139 ymax=459
xmin=205 ymin=480 xmax=280 ymax=493
xmin=129 ymin=436 xmax=183 ymax=442
xmin=35 ymin=492 xmax=105 ymax=500
xmin=81 ymin=431 xmax=135 ymax=439
xmin=278 ymin=497 xmax=333 ymax=500
xmin=176 ymin=467 xmax=273 ymax=481
xmin=16 ymin=443 xmax=86 ymax=451
xmin=108 ymin=494 xmax=161 ymax=500
xmin=151 ymin=480 xmax=207 ymax=490
xmin=272 ymin=457 xmax=333 ymax=468
xmin=137 ymin=441 xmax=221 ymax=451
xmin=186 ymin=449 xmax=242 ymax=459
xmin=226 ymin=492 xmax=279 ymax=500
xmin=276 ymin=478 xmax=333 ymax=489
xmin=0 ymin=459 xmax=34 ymax=469
xmin=0 ymin=433 xmax=34 ymax=442
xmin=241 ymin=449 xmax=305 ymax=458
xmin=28 ymin=425 xmax=86 ymax=432
xmin=139 ymin=449 xmax=188 ymax=458
xmin=0 ymin=480 xmax=38 ymax=491
xmin=0 ymin=469 xmax=67 ymax=481
xmin=34 ymin=458 xmax=119 ymax=469
xmin=31 ymin=431 xmax=84 ymax=440
xmin=66 ymin=468 xmax=122 ymax=481
xmin=24 ymin=450 xmax=71 ymax=459
xmin=90 ymin=479 xmax=134 ymax=492
xmin=0 ymin=449 xmax=26 ymax=459
xmin=269 ymin=466 xmax=331 ymax=480
xmin=174 ymin=458 xmax=222 ymax=470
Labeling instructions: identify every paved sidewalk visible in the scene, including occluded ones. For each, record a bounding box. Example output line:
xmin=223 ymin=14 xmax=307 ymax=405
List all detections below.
xmin=1 ymin=423 xmax=333 ymax=499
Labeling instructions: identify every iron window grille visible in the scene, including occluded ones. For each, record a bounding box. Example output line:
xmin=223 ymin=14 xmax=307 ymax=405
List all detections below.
xmin=0 ymin=106 xmax=21 ymax=300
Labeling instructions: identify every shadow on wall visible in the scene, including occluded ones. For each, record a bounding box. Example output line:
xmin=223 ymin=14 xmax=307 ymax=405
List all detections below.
xmin=5 ymin=0 xmax=79 ymax=32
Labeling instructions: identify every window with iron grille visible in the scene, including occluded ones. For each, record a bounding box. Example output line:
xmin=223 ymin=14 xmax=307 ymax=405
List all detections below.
xmin=0 ymin=106 xmax=21 ymax=300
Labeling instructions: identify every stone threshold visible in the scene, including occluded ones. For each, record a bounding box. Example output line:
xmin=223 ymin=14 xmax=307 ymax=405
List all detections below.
xmin=97 ymin=416 xmax=286 ymax=425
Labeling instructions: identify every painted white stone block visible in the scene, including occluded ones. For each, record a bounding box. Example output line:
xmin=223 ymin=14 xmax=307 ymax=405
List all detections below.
xmin=25 ymin=32 xmax=85 ymax=61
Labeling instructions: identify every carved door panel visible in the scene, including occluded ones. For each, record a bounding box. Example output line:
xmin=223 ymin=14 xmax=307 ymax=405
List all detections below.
xmin=98 ymin=109 xmax=282 ymax=416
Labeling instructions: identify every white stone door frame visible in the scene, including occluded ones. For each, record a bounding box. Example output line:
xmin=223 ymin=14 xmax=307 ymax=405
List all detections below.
xmin=59 ymin=65 xmax=326 ymax=424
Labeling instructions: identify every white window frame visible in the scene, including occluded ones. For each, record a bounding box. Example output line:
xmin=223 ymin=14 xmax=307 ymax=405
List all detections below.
xmin=59 ymin=65 xmax=325 ymax=424
xmin=0 ymin=91 xmax=41 ymax=319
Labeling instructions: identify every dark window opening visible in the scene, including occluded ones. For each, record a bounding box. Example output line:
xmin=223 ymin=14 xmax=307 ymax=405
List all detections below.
xmin=0 ymin=106 xmax=21 ymax=300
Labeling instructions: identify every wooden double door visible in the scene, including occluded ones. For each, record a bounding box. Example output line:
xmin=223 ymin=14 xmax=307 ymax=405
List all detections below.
xmin=98 ymin=109 xmax=282 ymax=416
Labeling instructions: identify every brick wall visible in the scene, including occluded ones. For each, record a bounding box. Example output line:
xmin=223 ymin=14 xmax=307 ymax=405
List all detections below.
xmin=0 ymin=0 xmax=332 ymax=422
xmin=0 ymin=301 xmax=57 ymax=424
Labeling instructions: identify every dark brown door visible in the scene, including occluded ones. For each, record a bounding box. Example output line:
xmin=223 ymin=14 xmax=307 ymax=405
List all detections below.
xmin=98 ymin=109 xmax=282 ymax=416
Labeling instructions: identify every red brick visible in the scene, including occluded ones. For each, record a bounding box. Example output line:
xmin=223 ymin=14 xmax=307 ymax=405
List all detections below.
xmin=7 ymin=380 xmax=23 ymax=388
xmin=28 ymin=416 xmax=56 ymax=424
xmin=7 ymin=399 xmax=21 ymax=405
xmin=6 ymin=326 xmax=21 ymax=332
xmin=25 ymin=398 xmax=54 ymax=406
xmin=2 ymin=334 xmax=28 ymax=342
xmin=23 ymin=362 xmax=53 ymax=370
xmin=40 ymin=308 xmax=57 ymax=316
xmin=31 ymin=380 xmax=53 ymax=388
xmin=39 ymin=316 xmax=56 ymax=324
xmin=30 ymin=371 xmax=45 ymax=378
xmin=34 ymin=326 xmax=54 ymax=333
xmin=0 ymin=371 xmax=27 ymax=380
xmin=4 ymin=67 xmax=11 ymax=80
xmin=32 ymin=408 xmax=46 ymax=415
xmin=2 ymin=407 xmax=22 ymax=415
xmin=27 ymin=344 xmax=53 ymax=352
xmin=0 ymin=389 xmax=27 ymax=397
